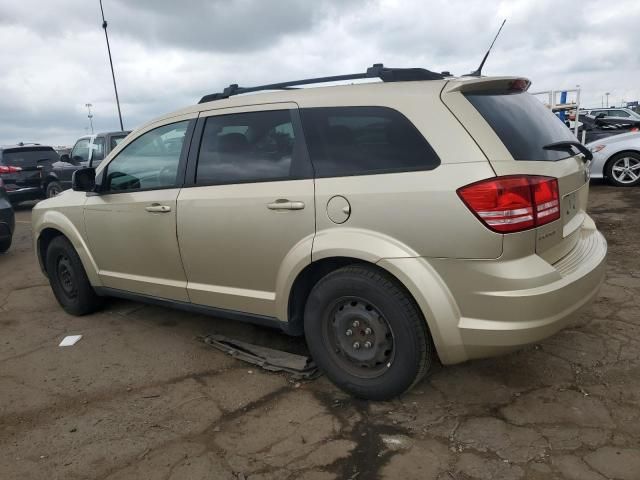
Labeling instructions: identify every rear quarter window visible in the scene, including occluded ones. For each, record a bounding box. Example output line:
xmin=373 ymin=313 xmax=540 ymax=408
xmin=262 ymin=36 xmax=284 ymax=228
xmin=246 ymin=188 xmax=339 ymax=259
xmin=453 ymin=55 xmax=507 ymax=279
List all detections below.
xmin=465 ymin=92 xmax=576 ymax=161
xmin=300 ymin=106 xmax=440 ymax=177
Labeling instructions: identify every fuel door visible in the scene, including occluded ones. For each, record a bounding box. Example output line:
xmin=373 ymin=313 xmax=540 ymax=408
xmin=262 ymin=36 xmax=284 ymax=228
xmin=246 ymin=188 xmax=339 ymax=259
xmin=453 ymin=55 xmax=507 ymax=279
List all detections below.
xmin=326 ymin=195 xmax=351 ymax=224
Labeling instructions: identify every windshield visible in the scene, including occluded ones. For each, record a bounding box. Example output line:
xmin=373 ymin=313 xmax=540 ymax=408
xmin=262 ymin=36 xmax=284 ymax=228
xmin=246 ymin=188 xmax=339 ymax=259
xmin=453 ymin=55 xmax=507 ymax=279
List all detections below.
xmin=1 ymin=147 xmax=59 ymax=168
xmin=465 ymin=91 xmax=576 ymax=161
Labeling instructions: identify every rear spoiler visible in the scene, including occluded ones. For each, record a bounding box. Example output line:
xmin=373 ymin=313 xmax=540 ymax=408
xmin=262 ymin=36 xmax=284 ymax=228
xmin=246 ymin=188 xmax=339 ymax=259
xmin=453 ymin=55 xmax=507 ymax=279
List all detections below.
xmin=444 ymin=77 xmax=531 ymax=94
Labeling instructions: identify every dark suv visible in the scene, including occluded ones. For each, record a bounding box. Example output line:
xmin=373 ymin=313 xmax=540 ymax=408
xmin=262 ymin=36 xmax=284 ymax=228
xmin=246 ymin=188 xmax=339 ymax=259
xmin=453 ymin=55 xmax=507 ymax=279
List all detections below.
xmin=0 ymin=143 xmax=82 ymax=202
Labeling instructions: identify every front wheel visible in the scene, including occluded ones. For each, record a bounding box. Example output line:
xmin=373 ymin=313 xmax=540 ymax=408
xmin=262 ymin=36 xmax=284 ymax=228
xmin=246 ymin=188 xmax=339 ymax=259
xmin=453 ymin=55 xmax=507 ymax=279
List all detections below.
xmin=605 ymin=152 xmax=640 ymax=187
xmin=45 ymin=236 xmax=103 ymax=315
xmin=304 ymin=265 xmax=433 ymax=400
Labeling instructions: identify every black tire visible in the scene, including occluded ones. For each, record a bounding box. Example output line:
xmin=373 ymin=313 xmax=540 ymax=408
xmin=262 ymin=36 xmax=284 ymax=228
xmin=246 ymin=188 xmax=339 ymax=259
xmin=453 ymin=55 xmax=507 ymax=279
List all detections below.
xmin=46 ymin=181 xmax=63 ymax=198
xmin=605 ymin=152 xmax=640 ymax=187
xmin=304 ymin=265 xmax=433 ymax=400
xmin=0 ymin=236 xmax=11 ymax=253
xmin=45 ymin=236 xmax=103 ymax=315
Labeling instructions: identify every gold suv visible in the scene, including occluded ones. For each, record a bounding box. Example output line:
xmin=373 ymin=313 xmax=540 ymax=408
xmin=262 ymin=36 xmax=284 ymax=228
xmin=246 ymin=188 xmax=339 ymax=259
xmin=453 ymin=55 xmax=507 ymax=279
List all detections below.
xmin=33 ymin=65 xmax=607 ymax=399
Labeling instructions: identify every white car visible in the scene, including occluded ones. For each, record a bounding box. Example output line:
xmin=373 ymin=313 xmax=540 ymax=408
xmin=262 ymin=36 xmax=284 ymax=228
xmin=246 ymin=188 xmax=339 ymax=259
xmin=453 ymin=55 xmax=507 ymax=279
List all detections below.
xmin=582 ymin=108 xmax=640 ymax=122
xmin=588 ymin=132 xmax=640 ymax=186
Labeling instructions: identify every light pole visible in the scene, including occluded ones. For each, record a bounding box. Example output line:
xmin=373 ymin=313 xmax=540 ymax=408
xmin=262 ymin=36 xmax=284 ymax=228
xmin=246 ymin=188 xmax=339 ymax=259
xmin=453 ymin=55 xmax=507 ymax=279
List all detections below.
xmin=605 ymin=92 xmax=610 ymax=108
xmin=85 ymin=103 xmax=94 ymax=134
xmin=99 ymin=0 xmax=124 ymax=131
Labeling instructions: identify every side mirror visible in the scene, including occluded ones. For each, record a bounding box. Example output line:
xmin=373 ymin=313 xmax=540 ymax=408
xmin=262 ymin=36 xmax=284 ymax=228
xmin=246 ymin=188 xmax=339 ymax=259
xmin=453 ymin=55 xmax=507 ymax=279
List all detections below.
xmin=60 ymin=154 xmax=70 ymax=162
xmin=72 ymin=167 xmax=96 ymax=192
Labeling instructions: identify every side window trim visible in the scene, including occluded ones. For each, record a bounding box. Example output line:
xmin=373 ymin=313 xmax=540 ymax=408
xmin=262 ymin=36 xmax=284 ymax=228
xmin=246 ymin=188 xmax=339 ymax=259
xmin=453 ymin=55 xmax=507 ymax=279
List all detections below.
xmin=183 ymin=107 xmax=313 ymax=188
xmin=96 ymin=119 xmax=197 ymax=195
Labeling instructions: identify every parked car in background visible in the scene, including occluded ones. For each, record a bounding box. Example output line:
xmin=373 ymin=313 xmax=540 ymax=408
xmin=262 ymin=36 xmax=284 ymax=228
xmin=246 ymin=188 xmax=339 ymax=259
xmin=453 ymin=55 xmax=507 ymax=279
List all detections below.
xmin=577 ymin=113 xmax=640 ymax=144
xmin=0 ymin=143 xmax=84 ymax=202
xmin=33 ymin=66 xmax=606 ymax=399
xmin=582 ymin=107 xmax=640 ymax=122
xmin=588 ymin=131 xmax=640 ymax=186
xmin=64 ymin=131 xmax=131 ymax=168
xmin=0 ymin=176 xmax=15 ymax=253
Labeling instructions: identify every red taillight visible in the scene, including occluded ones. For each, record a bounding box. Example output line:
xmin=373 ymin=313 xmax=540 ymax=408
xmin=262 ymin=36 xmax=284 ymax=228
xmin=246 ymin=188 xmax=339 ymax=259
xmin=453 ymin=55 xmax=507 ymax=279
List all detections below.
xmin=457 ymin=175 xmax=560 ymax=233
xmin=0 ymin=165 xmax=22 ymax=174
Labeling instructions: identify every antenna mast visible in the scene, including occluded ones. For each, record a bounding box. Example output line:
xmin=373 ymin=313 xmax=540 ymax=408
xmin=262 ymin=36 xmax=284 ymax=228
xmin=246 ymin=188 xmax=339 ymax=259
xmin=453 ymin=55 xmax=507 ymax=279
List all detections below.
xmin=466 ymin=19 xmax=507 ymax=77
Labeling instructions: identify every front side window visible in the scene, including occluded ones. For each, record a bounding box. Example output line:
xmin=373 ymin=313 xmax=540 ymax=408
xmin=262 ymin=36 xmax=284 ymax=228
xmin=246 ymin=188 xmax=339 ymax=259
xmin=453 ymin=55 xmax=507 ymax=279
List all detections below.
xmin=71 ymin=139 xmax=91 ymax=163
xmin=300 ymin=106 xmax=440 ymax=177
xmin=103 ymin=121 xmax=189 ymax=192
xmin=110 ymin=134 xmax=128 ymax=150
xmin=92 ymin=137 xmax=105 ymax=163
xmin=196 ymin=109 xmax=308 ymax=185
xmin=611 ymin=110 xmax=630 ymax=118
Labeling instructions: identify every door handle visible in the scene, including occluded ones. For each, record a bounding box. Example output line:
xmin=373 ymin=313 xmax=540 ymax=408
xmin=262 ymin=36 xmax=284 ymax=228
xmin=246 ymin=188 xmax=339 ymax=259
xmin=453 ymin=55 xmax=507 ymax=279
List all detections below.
xmin=267 ymin=200 xmax=305 ymax=211
xmin=145 ymin=204 xmax=172 ymax=213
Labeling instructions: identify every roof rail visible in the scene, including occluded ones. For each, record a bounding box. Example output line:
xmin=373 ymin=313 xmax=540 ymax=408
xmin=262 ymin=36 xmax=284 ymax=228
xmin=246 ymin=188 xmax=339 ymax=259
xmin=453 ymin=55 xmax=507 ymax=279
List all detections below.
xmin=198 ymin=63 xmax=445 ymax=104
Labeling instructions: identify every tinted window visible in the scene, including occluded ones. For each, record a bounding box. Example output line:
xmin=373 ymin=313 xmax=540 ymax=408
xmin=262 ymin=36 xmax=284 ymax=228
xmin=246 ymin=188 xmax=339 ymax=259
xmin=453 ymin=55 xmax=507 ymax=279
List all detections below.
xmin=71 ymin=139 xmax=91 ymax=163
xmin=2 ymin=147 xmax=59 ymax=168
xmin=103 ymin=121 xmax=189 ymax=192
xmin=196 ymin=110 xmax=308 ymax=185
xmin=300 ymin=106 xmax=440 ymax=177
xmin=465 ymin=92 xmax=576 ymax=161
xmin=610 ymin=110 xmax=630 ymax=118
xmin=92 ymin=137 xmax=105 ymax=162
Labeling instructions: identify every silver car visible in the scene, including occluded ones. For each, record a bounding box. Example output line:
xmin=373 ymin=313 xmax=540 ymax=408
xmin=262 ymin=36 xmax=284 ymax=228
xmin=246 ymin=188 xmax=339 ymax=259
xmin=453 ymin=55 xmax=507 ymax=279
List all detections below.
xmin=588 ymin=132 xmax=640 ymax=186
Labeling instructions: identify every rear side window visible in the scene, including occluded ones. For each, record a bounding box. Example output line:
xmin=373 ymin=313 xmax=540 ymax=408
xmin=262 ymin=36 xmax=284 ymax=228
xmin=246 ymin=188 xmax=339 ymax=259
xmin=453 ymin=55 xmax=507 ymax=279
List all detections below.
xmin=300 ymin=106 xmax=440 ymax=178
xmin=1 ymin=147 xmax=59 ymax=168
xmin=196 ymin=109 xmax=311 ymax=185
xmin=465 ymin=92 xmax=576 ymax=161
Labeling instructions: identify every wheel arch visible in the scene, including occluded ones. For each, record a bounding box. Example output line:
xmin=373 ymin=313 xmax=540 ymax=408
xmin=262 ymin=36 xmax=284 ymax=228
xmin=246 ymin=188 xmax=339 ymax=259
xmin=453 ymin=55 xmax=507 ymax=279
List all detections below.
xmin=34 ymin=212 xmax=102 ymax=286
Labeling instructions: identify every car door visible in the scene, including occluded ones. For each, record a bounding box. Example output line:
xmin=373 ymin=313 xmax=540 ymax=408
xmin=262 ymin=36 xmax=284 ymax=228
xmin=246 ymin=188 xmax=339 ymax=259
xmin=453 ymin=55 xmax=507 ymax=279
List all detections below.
xmin=84 ymin=118 xmax=195 ymax=301
xmin=177 ymin=105 xmax=315 ymax=317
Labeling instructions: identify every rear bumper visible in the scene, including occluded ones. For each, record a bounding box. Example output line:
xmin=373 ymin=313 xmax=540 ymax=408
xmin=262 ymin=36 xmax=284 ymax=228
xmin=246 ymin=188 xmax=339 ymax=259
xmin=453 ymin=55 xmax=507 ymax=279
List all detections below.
xmin=6 ymin=186 xmax=43 ymax=202
xmin=379 ymin=216 xmax=607 ymax=364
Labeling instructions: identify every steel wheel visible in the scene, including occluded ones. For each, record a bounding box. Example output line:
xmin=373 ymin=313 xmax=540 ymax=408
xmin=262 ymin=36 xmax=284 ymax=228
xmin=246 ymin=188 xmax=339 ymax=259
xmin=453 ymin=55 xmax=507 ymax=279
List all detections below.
xmin=610 ymin=156 xmax=640 ymax=185
xmin=56 ymin=254 xmax=78 ymax=299
xmin=322 ymin=296 xmax=395 ymax=379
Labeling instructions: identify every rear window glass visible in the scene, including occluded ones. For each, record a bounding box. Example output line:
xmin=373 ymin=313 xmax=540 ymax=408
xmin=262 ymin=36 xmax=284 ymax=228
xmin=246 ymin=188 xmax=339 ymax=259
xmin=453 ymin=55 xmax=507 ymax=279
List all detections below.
xmin=465 ymin=92 xmax=576 ymax=161
xmin=300 ymin=106 xmax=440 ymax=177
xmin=1 ymin=147 xmax=59 ymax=168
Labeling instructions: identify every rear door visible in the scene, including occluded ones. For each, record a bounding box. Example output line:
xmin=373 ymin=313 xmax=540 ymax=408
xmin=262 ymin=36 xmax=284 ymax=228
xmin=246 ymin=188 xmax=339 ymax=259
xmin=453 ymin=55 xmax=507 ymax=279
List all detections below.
xmin=176 ymin=104 xmax=315 ymax=317
xmin=441 ymin=78 xmax=590 ymax=263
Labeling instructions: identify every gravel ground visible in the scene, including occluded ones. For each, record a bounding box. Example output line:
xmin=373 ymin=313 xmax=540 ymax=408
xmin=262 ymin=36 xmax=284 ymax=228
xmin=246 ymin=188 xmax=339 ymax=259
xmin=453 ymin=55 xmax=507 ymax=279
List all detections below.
xmin=1 ymin=183 xmax=639 ymax=480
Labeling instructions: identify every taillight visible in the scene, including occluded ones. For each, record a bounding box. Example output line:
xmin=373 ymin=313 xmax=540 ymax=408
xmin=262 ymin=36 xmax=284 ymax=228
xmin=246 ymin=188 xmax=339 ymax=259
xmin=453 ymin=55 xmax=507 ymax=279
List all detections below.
xmin=0 ymin=165 xmax=22 ymax=174
xmin=457 ymin=175 xmax=560 ymax=233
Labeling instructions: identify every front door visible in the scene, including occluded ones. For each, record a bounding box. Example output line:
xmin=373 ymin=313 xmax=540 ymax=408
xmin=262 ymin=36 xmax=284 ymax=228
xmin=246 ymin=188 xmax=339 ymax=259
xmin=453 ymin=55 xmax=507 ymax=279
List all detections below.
xmin=177 ymin=105 xmax=315 ymax=317
xmin=84 ymin=119 xmax=194 ymax=301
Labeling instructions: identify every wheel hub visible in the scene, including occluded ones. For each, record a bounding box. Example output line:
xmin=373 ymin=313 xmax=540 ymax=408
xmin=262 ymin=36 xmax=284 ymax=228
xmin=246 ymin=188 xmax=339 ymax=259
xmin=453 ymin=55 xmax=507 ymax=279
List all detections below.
xmin=57 ymin=256 xmax=77 ymax=297
xmin=330 ymin=299 xmax=394 ymax=373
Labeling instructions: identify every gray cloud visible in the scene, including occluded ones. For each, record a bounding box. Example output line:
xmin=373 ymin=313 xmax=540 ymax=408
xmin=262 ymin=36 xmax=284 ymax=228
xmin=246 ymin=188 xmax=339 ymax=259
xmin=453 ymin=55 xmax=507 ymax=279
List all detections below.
xmin=0 ymin=0 xmax=639 ymax=146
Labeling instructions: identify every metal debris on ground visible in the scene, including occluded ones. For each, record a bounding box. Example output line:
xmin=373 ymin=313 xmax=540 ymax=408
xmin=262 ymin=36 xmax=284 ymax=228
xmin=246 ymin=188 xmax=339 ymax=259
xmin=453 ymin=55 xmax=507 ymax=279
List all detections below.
xmin=202 ymin=334 xmax=321 ymax=380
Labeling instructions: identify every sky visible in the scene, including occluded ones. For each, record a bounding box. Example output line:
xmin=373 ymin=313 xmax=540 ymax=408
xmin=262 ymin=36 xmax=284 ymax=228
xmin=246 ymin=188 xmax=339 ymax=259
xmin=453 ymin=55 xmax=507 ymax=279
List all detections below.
xmin=1 ymin=0 xmax=639 ymax=146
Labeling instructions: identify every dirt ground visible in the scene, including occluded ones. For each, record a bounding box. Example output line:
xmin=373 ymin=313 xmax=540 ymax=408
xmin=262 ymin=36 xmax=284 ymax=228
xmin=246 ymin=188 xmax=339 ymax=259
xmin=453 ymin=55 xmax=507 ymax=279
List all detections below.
xmin=1 ymin=183 xmax=639 ymax=480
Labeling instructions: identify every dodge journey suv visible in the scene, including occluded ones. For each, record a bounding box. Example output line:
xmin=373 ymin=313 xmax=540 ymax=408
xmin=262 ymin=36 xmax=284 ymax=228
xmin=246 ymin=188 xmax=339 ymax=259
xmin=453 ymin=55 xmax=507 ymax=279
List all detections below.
xmin=33 ymin=65 xmax=607 ymax=399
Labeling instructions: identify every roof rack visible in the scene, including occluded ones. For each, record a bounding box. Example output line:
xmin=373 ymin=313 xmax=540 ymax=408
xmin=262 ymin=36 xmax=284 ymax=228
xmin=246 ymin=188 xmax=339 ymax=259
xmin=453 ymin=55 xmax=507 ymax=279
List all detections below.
xmin=198 ymin=63 xmax=446 ymax=104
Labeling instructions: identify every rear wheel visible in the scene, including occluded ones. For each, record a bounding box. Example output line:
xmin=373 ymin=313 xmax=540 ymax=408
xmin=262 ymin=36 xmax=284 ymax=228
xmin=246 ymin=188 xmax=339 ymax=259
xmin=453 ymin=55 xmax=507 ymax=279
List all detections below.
xmin=304 ymin=265 xmax=433 ymax=400
xmin=46 ymin=181 xmax=63 ymax=198
xmin=45 ymin=236 xmax=103 ymax=315
xmin=605 ymin=152 xmax=640 ymax=187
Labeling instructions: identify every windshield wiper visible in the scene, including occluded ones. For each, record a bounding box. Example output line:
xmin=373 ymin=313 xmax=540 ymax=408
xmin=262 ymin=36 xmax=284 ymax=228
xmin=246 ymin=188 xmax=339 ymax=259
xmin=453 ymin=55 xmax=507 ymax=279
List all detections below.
xmin=543 ymin=141 xmax=593 ymax=162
